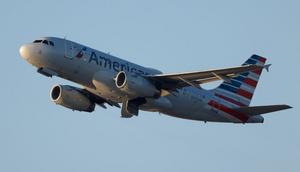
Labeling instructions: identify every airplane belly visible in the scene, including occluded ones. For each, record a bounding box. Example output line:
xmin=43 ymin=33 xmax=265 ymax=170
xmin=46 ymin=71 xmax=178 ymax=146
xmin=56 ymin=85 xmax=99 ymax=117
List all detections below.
xmin=140 ymin=97 xmax=172 ymax=112
xmin=92 ymin=70 xmax=124 ymax=101
xmin=158 ymin=95 xmax=231 ymax=122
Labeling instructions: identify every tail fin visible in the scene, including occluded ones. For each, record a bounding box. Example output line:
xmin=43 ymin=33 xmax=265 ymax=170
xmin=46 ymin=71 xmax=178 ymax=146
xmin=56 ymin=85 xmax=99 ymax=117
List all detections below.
xmin=214 ymin=54 xmax=267 ymax=107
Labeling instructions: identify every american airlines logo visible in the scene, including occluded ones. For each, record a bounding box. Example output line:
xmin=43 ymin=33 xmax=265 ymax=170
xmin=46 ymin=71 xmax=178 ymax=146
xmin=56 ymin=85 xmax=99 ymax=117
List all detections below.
xmin=75 ymin=47 xmax=87 ymax=59
xmin=87 ymin=50 xmax=150 ymax=75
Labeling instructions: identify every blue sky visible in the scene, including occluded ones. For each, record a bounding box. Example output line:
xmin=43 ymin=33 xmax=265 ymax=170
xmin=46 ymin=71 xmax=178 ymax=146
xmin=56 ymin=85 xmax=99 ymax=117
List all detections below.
xmin=0 ymin=0 xmax=299 ymax=171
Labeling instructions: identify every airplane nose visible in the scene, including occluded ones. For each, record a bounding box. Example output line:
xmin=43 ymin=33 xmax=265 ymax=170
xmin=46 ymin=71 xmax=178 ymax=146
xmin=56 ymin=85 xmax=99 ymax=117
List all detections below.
xmin=19 ymin=44 xmax=31 ymax=60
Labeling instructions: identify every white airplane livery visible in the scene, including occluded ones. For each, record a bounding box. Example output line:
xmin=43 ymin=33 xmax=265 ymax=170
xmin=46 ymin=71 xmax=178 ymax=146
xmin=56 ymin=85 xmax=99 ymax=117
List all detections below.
xmin=19 ymin=37 xmax=291 ymax=123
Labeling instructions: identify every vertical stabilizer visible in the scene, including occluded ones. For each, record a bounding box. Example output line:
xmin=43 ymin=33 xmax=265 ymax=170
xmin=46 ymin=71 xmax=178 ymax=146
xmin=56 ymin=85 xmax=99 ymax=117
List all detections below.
xmin=213 ymin=55 xmax=267 ymax=107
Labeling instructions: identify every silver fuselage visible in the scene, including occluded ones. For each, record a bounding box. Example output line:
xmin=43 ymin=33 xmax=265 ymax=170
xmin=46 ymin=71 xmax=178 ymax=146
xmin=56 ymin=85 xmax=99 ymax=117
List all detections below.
xmin=20 ymin=37 xmax=263 ymax=123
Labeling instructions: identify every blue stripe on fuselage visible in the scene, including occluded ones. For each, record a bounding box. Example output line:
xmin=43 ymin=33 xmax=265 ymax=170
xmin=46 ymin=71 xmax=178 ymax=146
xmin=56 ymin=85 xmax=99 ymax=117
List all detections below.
xmin=244 ymin=58 xmax=257 ymax=64
xmin=219 ymin=84 xmax=238 ymax=93
xmin=225 ymin=80 xmax=242 ymax=88
xmin=251 ymin=55 xmax=261 ymax=60
xmin=240 ymin=72 xmax=249 ymax=77
xmin=233 ymin=75 xmax=246 ymax=82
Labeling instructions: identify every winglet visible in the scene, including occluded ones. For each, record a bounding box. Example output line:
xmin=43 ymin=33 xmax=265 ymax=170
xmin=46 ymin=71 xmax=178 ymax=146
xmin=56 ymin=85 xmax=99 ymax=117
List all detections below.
xmin=264 ymin=64 xmax=272 ymax=72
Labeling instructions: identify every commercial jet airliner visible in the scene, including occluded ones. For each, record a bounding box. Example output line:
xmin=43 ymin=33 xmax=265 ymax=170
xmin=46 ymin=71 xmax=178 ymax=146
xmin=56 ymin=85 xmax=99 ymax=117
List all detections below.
xmin=19 ymin=37 xmax=292 ymax=123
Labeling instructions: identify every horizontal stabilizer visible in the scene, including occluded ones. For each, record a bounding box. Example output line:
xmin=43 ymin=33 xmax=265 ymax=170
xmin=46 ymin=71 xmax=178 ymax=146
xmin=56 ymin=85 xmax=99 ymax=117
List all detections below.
xmin=233 ymin=105 xmax=292 ymax=116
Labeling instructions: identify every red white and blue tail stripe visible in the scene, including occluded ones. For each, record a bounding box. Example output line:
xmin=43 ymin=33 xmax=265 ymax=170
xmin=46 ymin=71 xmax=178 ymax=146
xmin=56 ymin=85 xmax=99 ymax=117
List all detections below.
xmin=213 ymin=55 xmax=266 ymax=107
xmin=207 ymin=55 xmax=267 ymax=122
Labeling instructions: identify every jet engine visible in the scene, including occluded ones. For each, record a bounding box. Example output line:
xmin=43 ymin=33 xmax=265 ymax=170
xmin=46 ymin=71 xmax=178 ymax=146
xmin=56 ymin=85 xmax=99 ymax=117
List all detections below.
xmin=50 ymin=85 xmax=95 ymax=112
xmin=115 ymin=71 xmax=160 ymax=98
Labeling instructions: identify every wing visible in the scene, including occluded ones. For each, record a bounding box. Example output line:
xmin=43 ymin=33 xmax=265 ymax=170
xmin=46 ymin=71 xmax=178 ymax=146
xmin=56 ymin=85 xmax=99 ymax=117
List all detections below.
xmin=147 ymin=64 xmax=267 ymax=90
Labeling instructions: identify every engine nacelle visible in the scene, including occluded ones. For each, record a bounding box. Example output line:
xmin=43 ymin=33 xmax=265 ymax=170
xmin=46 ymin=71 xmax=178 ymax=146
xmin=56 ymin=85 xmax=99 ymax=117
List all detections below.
xmin=115 ymin=71 xmax=160 ymax=98
xmin=50 ymin=85 xmax=95 ymax=112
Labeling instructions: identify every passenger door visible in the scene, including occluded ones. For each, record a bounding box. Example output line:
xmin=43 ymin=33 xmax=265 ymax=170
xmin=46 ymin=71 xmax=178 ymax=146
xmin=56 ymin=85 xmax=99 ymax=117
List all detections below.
xmin=64 ymin=39 xmax=73 ymax=59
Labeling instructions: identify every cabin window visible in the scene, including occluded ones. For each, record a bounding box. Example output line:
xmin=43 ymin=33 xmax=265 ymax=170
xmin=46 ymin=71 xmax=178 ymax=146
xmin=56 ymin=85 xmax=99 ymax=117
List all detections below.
xmin=33 ymin=40 xmax=42 ymax=43
xmin=42 ymin=40 xmax=49 ymax=45
xmin=49 ymin=41 xmax=54 ymax=46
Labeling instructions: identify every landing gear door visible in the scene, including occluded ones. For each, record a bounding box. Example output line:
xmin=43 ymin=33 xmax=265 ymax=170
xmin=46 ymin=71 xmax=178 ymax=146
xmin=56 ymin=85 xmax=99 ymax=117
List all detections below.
xmin=64 ymin=39 xmax=73 ymax=59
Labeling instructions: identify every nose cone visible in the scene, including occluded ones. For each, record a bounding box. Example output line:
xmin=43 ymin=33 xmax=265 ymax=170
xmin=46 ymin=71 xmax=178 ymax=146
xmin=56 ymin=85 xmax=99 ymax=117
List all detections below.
xmin=19 ymin=44 xmax=31 ymax=60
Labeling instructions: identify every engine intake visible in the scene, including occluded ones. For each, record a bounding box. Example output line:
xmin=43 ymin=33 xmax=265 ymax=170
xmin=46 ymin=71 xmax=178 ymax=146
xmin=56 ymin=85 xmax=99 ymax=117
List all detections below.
xmin=50 ymin=85 xmax=95 ymax=112
xmin=115 ymin=71 xmax=160 ymax=98
xmin=116 ymin=71 xmax=126 ymax=88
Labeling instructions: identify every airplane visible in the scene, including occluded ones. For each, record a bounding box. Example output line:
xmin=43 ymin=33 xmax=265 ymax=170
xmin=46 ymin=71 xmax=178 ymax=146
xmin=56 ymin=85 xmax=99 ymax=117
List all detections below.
xmin=19 ymin=37 xmax=292 ymax=123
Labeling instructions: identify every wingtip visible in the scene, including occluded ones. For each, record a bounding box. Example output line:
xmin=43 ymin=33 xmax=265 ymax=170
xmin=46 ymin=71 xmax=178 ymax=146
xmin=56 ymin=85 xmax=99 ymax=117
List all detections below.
xmin=280 ymin=104 xmax=293 ymax=110
xmin=264 ymin=64 xmax=272 ymax=72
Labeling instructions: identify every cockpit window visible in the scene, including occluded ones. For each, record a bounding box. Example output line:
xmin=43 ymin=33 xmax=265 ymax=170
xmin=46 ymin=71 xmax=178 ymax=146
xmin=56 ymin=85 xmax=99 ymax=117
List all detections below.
xmin=32 ymin=39 xmax=54 ymax=46
xmin=49 ymin=41 xmax=54 ymax=46
xmin=33 ymin=40 xmax=42 ymax=43
xmin=42 ymin=40 xmax=49 ymax=45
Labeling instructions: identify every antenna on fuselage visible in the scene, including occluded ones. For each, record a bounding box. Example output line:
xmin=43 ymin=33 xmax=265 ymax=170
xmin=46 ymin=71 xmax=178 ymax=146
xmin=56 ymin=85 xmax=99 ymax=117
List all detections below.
xmin=63 ymin=35 xmax=67 ymax=58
